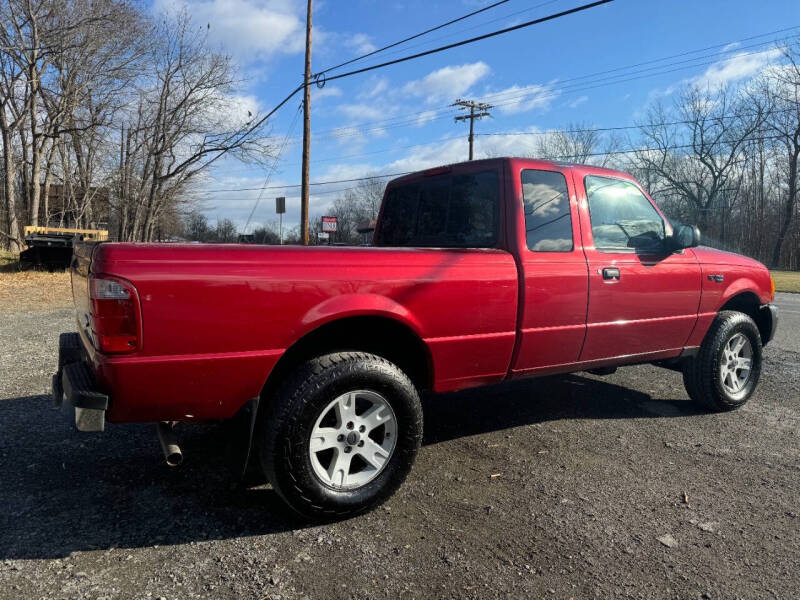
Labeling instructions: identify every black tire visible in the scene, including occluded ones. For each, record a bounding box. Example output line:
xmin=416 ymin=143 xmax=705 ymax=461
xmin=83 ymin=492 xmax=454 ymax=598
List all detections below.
xmin=682 ymin=310 xmax=763 ymax=412
xmin=259 ymin=352 xmax=423 ymax=519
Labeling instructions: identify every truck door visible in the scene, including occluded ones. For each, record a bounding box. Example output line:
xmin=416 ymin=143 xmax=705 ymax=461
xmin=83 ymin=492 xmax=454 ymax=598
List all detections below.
xmin=577 ymin=173 xmax=701 ymax=361
xmin=510 ymin=165 xmax=589 ymax=375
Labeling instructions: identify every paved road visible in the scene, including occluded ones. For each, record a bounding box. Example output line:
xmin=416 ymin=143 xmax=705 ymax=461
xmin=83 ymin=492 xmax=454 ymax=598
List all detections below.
xmin=1 ymin=302 xmax=798 ymax=599
xmin=774 ymin=292 xmax=800 ymax=352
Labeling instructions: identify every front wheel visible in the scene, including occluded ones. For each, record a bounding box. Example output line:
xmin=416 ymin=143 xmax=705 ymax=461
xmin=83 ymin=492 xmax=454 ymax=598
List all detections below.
xmin=259 ymin=352 xmax=423 ymax=519
xmin=682 ymin=310 xmax=763 ymax=412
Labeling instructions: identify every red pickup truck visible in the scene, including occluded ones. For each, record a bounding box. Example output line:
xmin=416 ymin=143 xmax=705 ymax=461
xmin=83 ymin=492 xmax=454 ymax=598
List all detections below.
xmin=54 ymin=157 xmax=778 ymax=518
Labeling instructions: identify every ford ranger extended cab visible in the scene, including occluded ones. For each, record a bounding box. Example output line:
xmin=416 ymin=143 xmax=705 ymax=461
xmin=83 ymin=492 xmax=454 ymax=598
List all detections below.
xmin=53 ymin=157 xmax=778 ymax=518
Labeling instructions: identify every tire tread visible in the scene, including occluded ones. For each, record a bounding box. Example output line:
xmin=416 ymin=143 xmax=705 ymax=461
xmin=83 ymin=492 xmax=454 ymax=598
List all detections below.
xmin=682 ymin=310 xmax=762 ymax=412
xmin=260 ymin=352 xmax=422 ymax=518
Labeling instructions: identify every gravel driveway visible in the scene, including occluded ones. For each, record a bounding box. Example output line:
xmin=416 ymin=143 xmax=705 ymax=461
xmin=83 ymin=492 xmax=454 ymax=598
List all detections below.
xmin=1 ymin=297 xmax=798 ymax=599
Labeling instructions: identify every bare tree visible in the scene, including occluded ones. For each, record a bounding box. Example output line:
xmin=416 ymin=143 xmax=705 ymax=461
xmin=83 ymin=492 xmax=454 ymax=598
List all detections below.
xmin=533 ymin=121 xmax=621 ymax=166
xmin=633 ymin=86 xmax=764 ymax=232
xmin=0 ymin=0 xmax=37 ymax=250
xmin=118 ymin=11 xmax=272 ymax=242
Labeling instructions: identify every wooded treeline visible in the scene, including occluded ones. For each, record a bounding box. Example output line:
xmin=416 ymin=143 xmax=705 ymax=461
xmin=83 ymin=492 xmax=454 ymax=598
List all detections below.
xmin=0 ymin=0 xmax=270 ymax=252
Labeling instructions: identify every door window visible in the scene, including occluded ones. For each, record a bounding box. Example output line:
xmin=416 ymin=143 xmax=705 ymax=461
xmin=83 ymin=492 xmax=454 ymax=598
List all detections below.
xmin=585 ymin=175 xmax=665 ymax=252
xmin=521 ymin=169 xmax=573 ymax=252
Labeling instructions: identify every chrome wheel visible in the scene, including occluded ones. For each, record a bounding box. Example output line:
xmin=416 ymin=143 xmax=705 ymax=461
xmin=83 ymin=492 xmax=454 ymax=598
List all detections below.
xmin=308 ymin=390 xmax=398 ymax=490
xmin=720 ymin=332 xmax=753 ymax=395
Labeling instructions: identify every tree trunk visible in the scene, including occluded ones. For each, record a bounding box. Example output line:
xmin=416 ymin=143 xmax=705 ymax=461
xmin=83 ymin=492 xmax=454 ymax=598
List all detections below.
xmin=29 ymin=145 xmax=42 ymax=226
xmin=41 ymin=142 xmax=57 ymax=227
xmin=1 ymin=128 xmax=21 ymax=253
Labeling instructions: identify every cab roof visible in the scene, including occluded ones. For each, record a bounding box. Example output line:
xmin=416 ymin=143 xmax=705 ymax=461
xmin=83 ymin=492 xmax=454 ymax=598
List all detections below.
xmin=386 ymin=157 xmax=634 ymax=187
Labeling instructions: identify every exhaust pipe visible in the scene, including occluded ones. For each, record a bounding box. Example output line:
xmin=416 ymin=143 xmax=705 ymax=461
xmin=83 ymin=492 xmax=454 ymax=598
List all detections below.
xmin=156 ymin=421 xmax=183 ymax=467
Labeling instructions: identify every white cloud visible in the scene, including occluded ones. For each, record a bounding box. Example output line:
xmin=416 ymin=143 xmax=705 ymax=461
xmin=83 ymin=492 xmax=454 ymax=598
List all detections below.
xmin=691 ymin=48 xmax=783 ymax=89
xmin=214 ymin=93 xmax=261 ymax=128
xmin=415 ymin=110 xmax=438 ymax=127
xmin=569 ymin=95 xmax=588 ymax=109
xmin=652 ymin=48 xmax=785 ymax=98
xmin=359 ymin=77 xmax=390 ymax=99
xmin=338 ymin=103 xmax=387 ymax=122
xmin=311 ymin=86 xmax=343 ymax=102
xmin=153 ymin=0 xmax=305 ymax=62
xmin=491 ymin=83 xmax=559 ymax=115
xmin=344 ymin=33 xmax=377 ymax=55
xmin=403 ymin=62 xmax=490 ymax=103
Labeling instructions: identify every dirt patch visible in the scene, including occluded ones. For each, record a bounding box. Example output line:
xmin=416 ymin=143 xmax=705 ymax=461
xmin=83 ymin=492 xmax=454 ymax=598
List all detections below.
xmin=1 ymin=302 xmax=799 ymax=600
xmin=0 ymin=271 xmax=72 ymax=313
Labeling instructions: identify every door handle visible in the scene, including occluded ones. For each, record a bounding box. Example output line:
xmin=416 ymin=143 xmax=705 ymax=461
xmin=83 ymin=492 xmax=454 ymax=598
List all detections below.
xmin=601 ymin=267 xmax=620 ymax=280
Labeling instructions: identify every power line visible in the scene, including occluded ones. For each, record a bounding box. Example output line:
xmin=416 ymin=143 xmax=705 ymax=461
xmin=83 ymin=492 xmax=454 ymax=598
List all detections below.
xmin=298 ymin=25 xmax=798 ymax=142
xmin=189 ymin=172 xmax=413 ymax=195
xmin=313 ymin=0 xmax=513 ymax=77
xmin=204 ymin=20 xmax=794 ymax=174
xmin=225 ymin=0 xmax=613 ymax=176
xmin=340 ymin=0 xmax=565 ymax=66
xmin=317 ymin=35 xmax=795 ymax=141
xmin=453 ymin=99 xmax=493 ymax=160
xmin=187 ymin=132 xmax=788 ymax=199
xmin=476 ymin=107 xmax=795 ymax=137
xmin=320 ymin=0 xmax=614 ymax=85
xmin=241 ymin=104 xmax=303 ymax=234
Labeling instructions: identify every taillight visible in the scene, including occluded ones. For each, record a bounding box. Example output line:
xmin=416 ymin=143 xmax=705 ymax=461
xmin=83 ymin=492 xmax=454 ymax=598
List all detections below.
xmin=89 ymin=275 xmax=140 ymax=354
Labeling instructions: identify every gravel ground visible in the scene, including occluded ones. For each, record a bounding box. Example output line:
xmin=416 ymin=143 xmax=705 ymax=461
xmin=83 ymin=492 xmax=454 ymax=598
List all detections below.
xmin=1 ymin=296 xmax=798 ymax=600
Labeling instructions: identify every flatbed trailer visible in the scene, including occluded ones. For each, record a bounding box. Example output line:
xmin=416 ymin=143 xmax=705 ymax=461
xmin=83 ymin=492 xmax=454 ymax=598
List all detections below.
xmin=19 ymin=226 xmax=108 ymax=270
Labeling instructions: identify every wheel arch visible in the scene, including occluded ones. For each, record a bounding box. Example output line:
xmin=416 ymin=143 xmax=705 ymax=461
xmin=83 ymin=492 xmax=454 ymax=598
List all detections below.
xmin=718 ymin=291 xmax=771 ymax=345
xmin=261 ymin=314 xmax=434 ymax=401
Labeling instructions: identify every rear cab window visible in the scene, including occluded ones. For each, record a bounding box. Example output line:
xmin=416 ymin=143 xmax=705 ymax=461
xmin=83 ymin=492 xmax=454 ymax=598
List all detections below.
xmin=375 ymin=170 xmax=499 ymax=247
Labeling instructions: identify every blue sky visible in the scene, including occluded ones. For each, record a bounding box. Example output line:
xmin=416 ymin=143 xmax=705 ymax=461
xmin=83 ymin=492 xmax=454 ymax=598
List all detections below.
xmin=153 ymin=0 xmax=800 ymax=230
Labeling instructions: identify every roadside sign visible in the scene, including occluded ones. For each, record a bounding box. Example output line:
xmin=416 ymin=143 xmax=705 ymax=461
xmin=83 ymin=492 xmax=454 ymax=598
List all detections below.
xmin=318 ymin=231 xmax=330 ymax=240
xmin=275 ymin=197 xmax=286 ymax=214
xmin=321 ymin=216 xmax=337 ymax=232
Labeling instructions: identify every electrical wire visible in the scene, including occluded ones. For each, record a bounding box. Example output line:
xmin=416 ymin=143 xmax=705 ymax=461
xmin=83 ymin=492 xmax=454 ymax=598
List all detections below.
xmin=320 ymin=0 xmax=614 ymax=85
xmin=284 ymin=25 xmax=798 ymax=144
xmin=313 ymin=0 xmax=513 ymax=77
xmin=188 ymin=131 xmax=788 ymax=200
xmin=199 ymin=0 xmax=613 ymax=171
xmin=241 ymin=104 xmax=303 ymax=234
xmin=308 ymin=33 xmax=797 ymax=142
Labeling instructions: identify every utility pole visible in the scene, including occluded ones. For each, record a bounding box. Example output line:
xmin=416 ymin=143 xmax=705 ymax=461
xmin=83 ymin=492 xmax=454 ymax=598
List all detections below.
xmin=452 ymin=99 xmax=492 ymax=161
xmin=300 ymin=0 xmax=313 ymax=245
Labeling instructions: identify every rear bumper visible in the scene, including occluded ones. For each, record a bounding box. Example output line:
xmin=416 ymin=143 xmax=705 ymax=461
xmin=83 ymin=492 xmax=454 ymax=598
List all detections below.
xmin=53 ymin=332 xmax=110 ymax=432
xmin=760 ymin=303 xmax=779 ymax=345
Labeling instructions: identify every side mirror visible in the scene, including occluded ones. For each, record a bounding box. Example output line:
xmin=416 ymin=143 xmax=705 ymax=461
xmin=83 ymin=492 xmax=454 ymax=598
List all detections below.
xmin=669 ymin=224 xmax=701 ymax=251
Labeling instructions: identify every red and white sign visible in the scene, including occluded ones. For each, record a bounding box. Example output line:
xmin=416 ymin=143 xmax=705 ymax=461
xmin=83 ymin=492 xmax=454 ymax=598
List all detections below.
xmin=321 ymin=216 xmax=338 ymax=233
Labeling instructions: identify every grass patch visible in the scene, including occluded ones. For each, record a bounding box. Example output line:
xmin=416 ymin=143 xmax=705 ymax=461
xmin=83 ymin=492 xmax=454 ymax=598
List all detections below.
xmin=771 ymin=270 xmax=800 ymax=293
xmin=0 ymin=250 xmax=19 ymax=273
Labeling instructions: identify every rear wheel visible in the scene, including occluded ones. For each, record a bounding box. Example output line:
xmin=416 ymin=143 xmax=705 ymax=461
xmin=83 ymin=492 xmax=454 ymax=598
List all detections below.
xmin=682 ymin=310 xmax=762 ymax=411
xmin=259 ymin=352 xmax=423 ymax=519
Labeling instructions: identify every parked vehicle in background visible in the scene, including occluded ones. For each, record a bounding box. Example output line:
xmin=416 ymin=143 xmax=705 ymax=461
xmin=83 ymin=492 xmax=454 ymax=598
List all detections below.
xmin=53 ymin=157 xmax=778 ymax=518
xmin=20 ymin=226 xmax=108 ymax=271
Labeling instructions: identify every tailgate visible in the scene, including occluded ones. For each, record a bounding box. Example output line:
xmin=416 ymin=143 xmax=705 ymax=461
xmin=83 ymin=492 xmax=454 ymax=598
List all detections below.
xmin=70 ymin=241 xmax=96 ymax=340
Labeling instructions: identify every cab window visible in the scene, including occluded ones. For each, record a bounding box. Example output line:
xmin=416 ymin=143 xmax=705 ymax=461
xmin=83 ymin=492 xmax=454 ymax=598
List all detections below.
xmin=375 ymin=170 xmax=499 ymax=247
xmin=521 ymin=169 xmax=573 ymax=252
xmin=584 ymin=175 xmax=665 ymax=252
